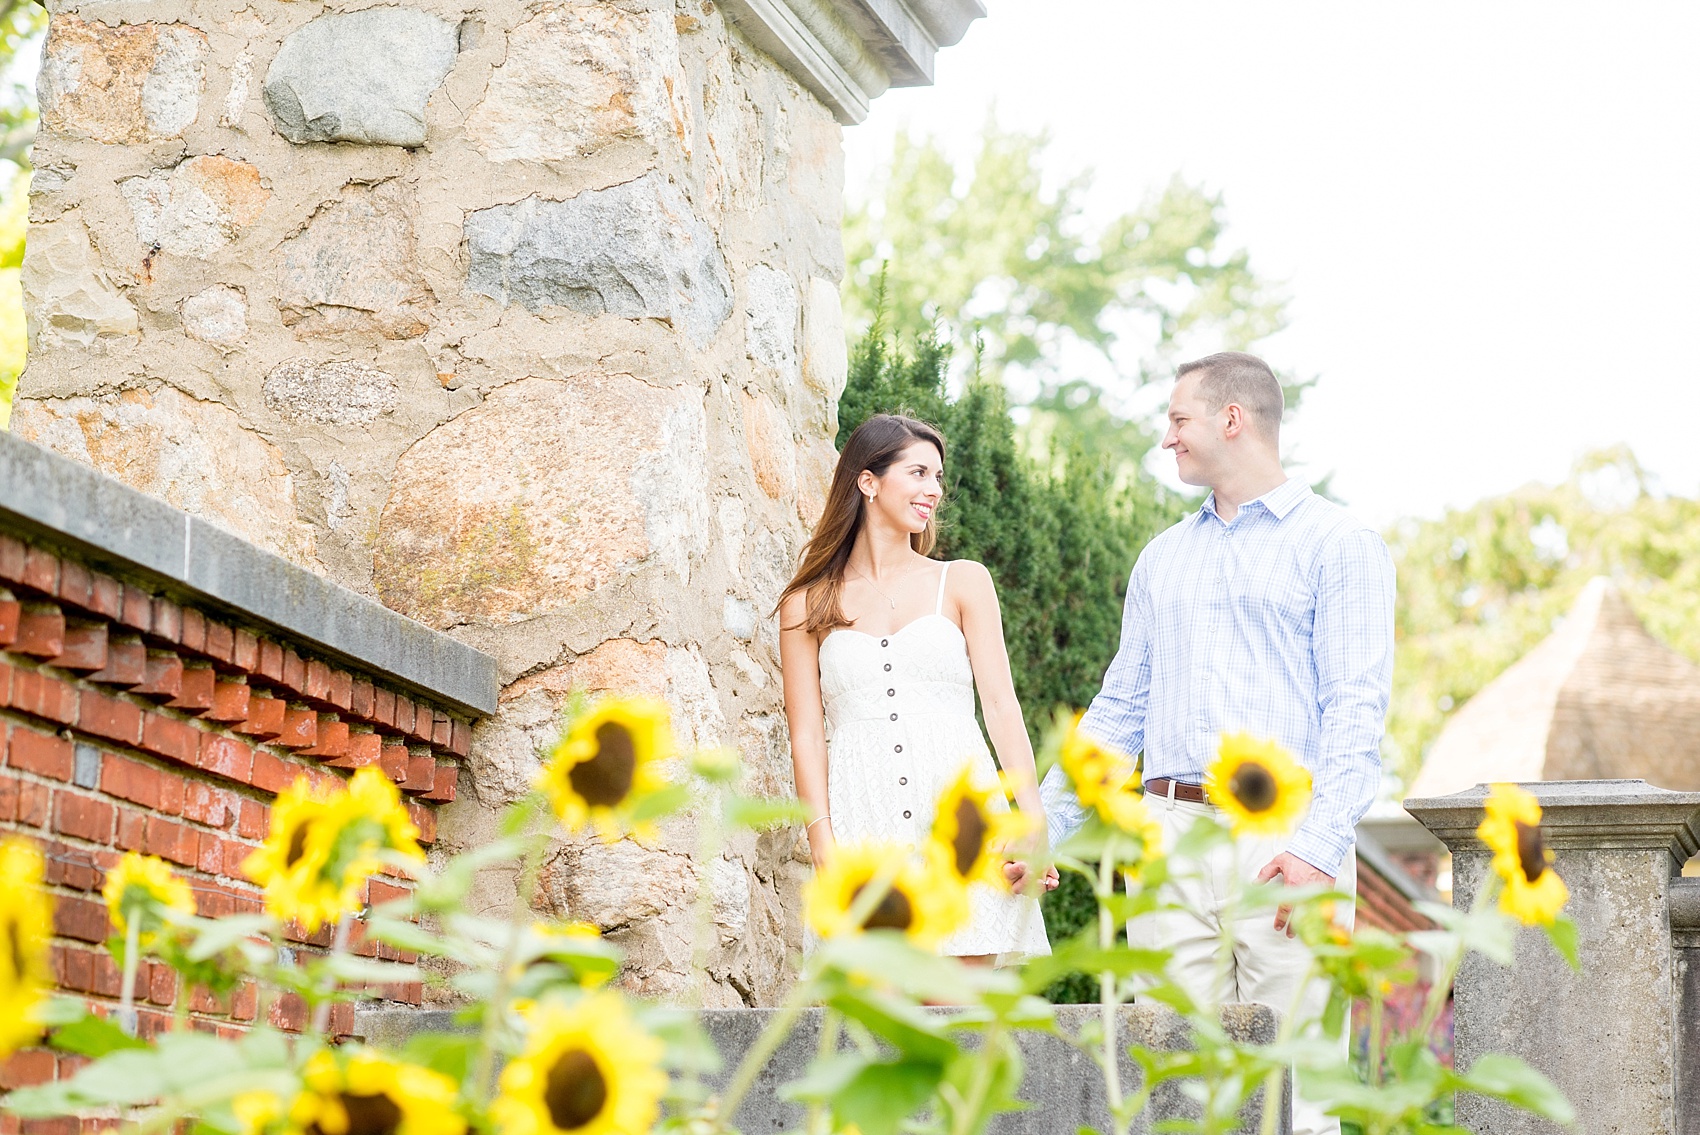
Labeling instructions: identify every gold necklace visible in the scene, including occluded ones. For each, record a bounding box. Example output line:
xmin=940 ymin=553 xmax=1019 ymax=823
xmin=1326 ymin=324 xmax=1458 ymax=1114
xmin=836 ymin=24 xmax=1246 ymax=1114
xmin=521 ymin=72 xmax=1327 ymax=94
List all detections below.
xmin=850 ymin=560 xmax=912 ymax=610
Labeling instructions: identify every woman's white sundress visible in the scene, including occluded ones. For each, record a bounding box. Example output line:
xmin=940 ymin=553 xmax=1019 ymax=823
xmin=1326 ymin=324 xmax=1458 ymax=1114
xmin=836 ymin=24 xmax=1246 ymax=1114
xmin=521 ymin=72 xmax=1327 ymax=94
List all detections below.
xmin=817 ymin=561 xmax=1051 ymax=962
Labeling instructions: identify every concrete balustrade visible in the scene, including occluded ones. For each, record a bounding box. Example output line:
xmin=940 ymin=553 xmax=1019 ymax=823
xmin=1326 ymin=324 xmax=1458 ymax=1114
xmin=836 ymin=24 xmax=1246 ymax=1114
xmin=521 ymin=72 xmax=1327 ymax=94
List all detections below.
xmin=356 ymin=1003 xmax=1288 ymax=1134
xmin=1406 ymin=779 xmax=1700 ymax=1135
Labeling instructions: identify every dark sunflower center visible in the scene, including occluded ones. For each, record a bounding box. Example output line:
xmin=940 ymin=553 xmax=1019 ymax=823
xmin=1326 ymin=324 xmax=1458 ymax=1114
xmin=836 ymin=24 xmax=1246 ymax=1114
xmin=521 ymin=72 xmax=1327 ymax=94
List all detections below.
xmin=951 ymin=797 xmax=989 ymax=877
xmin=285 ymin=824 xmax=311 ymax=867
xmin=567 ymin=723 xmax=637 ymax=808
xmin=544 ymin=1048 xmax=609 ymax=1131
xmin=1227 ymin=764 xmax=1278 ymax=812
xmin=1514 ymin=820 xmax=1547 ymax=883
xmin=852 ymin=882 xmax=914 ymax=931
xmin=311 ymin=1093 xmax=402 ymax=1135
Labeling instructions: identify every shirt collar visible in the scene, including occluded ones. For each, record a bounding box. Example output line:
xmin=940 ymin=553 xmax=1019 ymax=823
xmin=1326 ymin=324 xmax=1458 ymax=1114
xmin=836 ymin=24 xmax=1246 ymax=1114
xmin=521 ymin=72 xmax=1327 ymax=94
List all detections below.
xmin=1200 ymin=478 xmax=1311 ymax=523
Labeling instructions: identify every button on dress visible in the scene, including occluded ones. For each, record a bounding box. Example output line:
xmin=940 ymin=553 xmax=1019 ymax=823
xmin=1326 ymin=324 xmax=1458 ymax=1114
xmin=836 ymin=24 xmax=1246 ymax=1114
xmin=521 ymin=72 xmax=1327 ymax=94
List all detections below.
xmin=816 ymin=561 xmax=1050 ymax=962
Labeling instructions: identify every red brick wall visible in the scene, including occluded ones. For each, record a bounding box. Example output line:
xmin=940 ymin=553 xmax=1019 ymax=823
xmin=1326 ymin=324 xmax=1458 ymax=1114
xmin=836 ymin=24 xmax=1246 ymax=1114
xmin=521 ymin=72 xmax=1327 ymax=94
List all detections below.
xmin=0 ymin=530 xmax=473 ymax=1096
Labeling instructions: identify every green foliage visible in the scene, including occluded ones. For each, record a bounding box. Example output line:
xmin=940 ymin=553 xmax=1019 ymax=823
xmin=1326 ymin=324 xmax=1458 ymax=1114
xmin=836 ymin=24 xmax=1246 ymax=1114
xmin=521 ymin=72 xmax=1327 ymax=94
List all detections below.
xmin=5 ymin=710 xmax=1576 ymax=1135
xmin=844 ymin=122 xmax=1286 ymax=387
xmin=1386 ymin=446 xmax=1700 ymax=785
xmin=839 ymin=305 xmax=1185 ymax=740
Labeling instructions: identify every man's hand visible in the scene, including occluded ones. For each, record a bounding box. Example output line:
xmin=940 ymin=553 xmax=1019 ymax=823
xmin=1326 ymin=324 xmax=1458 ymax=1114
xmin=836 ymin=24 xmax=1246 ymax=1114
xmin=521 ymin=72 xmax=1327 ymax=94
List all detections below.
xmin=1255 ymin=851 xmax=1334 ymax=936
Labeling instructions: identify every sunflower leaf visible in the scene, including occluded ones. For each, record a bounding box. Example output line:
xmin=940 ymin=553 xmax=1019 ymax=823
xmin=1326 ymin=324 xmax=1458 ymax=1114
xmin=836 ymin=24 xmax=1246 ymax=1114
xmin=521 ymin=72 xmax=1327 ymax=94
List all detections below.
xmin=1542 ymin=916 xmax=1580 ymax=971
xmin=48 ymin=1013 xmax=148 ymax=1057
xmin=630 ymin=783 xmax=692 ymax=824
xmin=186 ymin=913 xmax=274 ymax=961
xmin=1447 ymin=1054 xmax=1575 ymax=1124
xmin=781 ymin=1054 xmax=945 ymax=1135
xmin=724 ymin=794 xmax=810 ymax=831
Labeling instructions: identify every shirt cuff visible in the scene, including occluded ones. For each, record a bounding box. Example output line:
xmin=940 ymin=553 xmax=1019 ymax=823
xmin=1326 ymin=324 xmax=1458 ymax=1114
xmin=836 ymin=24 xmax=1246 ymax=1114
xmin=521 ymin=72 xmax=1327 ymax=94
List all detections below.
xmin=1039 ymin=765 xmax=1086 ymax=850
xmin=1284 ymin=824 xmax=1351 ymax=879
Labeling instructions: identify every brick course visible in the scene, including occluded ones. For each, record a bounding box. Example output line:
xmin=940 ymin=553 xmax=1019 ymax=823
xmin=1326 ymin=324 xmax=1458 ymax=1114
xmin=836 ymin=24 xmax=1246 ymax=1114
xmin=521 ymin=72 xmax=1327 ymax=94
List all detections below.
xmin=0 ymin=528 xmax=461 ymax=1063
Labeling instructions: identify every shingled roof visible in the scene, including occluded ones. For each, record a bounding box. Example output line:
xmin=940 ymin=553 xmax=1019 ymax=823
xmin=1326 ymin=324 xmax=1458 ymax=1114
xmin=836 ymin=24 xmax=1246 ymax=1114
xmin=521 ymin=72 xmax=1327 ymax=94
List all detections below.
xmin=1408 ymin=577 xmax=1700 ymax=798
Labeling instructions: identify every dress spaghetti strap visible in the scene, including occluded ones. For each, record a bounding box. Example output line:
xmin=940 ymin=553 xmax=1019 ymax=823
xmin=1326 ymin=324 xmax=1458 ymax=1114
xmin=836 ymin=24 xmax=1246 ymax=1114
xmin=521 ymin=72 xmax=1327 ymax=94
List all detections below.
xmin=935 ymin=560 xmax=951 ymax=616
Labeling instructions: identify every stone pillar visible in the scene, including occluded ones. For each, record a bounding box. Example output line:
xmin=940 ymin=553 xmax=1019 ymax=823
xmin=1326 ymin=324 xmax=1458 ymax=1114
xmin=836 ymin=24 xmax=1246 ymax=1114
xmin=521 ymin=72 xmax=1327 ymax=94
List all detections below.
xmin=1405 ymin=779 xmax=1700 ymax=1135
xmin=14 ymin=0 xmax=980 ymax=1005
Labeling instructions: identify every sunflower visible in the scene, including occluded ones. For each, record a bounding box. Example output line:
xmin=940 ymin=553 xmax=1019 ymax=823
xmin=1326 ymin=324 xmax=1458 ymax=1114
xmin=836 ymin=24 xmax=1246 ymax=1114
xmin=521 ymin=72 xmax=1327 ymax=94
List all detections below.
xmin=540 ymin=698 xmax=675 ymax=842
xmin=804 ymin=842 xmax=967 ymax=949
xmin=0 ymin=839 xmax=52 ymax=1056
xmin=492 ymin=992 xmax=667 ymax=1135
xmin=244 ymin=767 xmax=425 ymax=932
xmin=1055 ymin=715 xmax=1151 ymax=830
xmin=103 ymin=852 xmax=196 ymax=948
xmin=1477 ymin=783 xmax=1569 ymax=926
xmin=1117 ymin=804 xmax=1166 ymax=888
xmin=928 ymin=766 xmax=1036 ymax=889
xmin=289 ymin=1049 xmax=464 ymax=1135
xmin=1204 ymin=733 xmax=1312 ymax=836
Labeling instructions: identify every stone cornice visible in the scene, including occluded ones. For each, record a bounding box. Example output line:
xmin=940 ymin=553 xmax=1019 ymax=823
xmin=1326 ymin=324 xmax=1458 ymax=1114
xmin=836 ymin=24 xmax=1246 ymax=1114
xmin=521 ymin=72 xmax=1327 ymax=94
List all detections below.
xmin=1404 ymin=778 xmax=1700 ymax=866
xmin=0 ymin=431 xmax=497 ymax=717
xmin=720 ymin=0 xmax=985 ymax=124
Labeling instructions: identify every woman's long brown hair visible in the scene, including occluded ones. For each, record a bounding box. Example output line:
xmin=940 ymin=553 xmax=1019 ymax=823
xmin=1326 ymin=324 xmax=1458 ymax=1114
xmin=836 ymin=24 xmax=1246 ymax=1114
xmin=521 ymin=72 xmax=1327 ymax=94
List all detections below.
xmin=777 ymin=414 xmax=946 ymax=635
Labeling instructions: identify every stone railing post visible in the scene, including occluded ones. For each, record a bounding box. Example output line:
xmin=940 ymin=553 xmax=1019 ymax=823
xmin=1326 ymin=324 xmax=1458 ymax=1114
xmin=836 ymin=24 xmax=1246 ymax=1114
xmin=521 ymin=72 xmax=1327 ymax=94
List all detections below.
xmin=1405 ymin=779 xmax=1700 ymax=1135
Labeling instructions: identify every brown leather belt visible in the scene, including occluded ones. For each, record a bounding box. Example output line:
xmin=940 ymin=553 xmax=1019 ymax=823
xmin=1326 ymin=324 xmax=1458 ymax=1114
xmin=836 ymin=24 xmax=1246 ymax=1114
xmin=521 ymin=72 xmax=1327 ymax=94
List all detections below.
xmin=1144 ymin=777 xmax=1209 ymax=804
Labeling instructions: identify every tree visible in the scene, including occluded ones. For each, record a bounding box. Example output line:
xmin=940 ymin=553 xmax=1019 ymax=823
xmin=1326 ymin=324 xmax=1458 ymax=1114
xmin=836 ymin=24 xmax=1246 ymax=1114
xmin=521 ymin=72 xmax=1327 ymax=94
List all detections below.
xmin=844 ymin=121 xmax=1298 ymax=483
xmin=845 ymin=124 xmax=1286 ymax=389
xmin=1386 ymin=447 xmax=1700 ymax=787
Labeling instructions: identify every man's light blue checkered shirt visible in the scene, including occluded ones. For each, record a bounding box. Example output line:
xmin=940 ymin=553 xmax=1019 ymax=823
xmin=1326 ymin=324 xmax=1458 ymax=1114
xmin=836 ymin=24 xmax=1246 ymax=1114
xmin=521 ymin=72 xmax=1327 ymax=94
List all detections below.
xmin=1038 ymin=477 xmax=1396 ymax=877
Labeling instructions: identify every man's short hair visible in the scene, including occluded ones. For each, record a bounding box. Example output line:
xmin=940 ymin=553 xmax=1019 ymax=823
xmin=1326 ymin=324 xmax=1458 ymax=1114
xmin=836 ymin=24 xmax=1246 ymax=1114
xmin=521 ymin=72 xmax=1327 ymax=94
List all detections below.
xmin=1176 ymin=352 xmax=1283 ymax=440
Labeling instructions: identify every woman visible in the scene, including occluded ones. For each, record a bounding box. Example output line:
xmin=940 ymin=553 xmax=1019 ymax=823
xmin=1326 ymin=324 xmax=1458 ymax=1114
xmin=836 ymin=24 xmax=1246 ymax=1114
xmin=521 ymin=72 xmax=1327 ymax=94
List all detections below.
xmin=778 ymin=413 xmax=1053 ymax=964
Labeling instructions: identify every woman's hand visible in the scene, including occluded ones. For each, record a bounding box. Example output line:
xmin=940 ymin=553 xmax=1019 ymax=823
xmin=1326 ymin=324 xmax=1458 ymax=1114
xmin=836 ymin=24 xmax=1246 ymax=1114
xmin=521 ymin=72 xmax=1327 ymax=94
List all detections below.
xmin=1002 ymin=859 xmax=1061 ymax=895
xmin=807 ymin=818 xmax=835 ymax=872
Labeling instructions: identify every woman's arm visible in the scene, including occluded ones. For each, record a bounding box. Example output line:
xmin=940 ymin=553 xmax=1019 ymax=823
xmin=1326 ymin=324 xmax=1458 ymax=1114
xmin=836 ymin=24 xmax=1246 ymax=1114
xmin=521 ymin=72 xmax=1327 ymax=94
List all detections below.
xmin=953 ymin=561 xmax=1054 ymax=891
xmin=778 ymin=590 xmax=833 ymax=870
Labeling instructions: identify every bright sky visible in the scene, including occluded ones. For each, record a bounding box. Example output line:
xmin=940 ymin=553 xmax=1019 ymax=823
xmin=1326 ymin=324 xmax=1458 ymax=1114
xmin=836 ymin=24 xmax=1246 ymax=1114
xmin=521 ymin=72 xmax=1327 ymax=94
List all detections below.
xmin=843 ymin=1 xmax=1700 ymax=527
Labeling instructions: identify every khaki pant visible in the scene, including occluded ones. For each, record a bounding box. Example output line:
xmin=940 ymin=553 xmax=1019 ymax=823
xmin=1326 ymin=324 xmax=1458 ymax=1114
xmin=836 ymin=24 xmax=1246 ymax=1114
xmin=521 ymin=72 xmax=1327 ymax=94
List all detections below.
xmin=1130 ymin=794 xmax=1356 ymax=1135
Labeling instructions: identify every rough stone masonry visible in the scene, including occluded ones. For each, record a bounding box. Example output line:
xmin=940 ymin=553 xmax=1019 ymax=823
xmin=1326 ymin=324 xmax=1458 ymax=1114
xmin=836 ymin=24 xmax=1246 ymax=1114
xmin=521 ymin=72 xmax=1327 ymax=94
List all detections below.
xmin=7 ymin=0 xmax=968 ymax=1007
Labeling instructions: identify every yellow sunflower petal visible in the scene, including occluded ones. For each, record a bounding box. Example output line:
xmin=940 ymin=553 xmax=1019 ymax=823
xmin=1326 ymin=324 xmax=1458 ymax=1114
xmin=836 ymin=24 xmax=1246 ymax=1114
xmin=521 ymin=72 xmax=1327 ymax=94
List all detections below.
xmin=540 ymin=698 xmax=675 ymax=843
xmin=245 ymin=769 xmax=422 ymax=932
xmin=1204 ymin=733 xmax=1312 ymax=836
xmin=103 ymin=852 xmax=196 ymax=947
xmin=928 ymin=765 xmax=1035 ymax=889
xmin=0 ymin=839 xmax=52 ymax=1056
xmin=492 ymin=992 xmax=666 ymax=1135
xmin=288 ymin=1048 xmax=464 ymax=1135
xmin=1056 ymin=715 xmax=1141 ymax=826
xmin=805 ymin=842 xmax=967 ymax=949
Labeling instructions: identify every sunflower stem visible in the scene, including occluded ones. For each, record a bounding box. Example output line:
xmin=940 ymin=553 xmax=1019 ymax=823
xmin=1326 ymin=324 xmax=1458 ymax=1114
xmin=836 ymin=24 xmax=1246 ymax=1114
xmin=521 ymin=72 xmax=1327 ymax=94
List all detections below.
xmin=716 ymin=972 xmax=815 ymax=1129
xmin=117 ymin=912 xmax=141 ymax=1037
xmin=1366 ymin=988 xmax=1386 ymax=1087
xmin=1257 ymin=961 xmax=1316 ymax=1135
xmin=806 ymin=1006 xmax=840 ymax=1135
xmin=949 ymin=1019 xmax=1006 ymax=1135
xmin=472 ymin=816 xmax=549 ymax=1104
xmin=1410 ymin=870 xmax=1494 ymax=1059
xmin=309 ymin=915 xmax=352 ymax=1037
xmin=1095 ymin=834 xmax=1126 ymax=1135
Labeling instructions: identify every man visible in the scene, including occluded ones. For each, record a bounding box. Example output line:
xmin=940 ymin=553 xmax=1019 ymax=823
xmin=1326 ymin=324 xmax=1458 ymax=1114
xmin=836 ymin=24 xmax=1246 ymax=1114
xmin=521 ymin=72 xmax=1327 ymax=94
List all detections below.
xmin=1038 ymin=351 xmax=1395 ymax=1135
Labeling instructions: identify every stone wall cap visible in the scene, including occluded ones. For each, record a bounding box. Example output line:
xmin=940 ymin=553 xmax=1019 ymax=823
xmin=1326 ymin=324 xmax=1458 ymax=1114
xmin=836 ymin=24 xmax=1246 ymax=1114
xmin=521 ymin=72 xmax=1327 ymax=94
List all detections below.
xmin=1405 ymin=778 xmax=1700 ymax=861
xmin=0 ymin=430 xmax=497 ymax=716
xmin=721 ymin=0 xmax=985 ymax=124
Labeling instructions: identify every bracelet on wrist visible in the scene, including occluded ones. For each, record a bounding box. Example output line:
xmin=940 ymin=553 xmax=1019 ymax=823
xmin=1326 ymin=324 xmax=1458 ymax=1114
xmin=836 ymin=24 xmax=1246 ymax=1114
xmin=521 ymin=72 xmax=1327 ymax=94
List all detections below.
xmin=806 ymin=815 xmax=831 ymax=832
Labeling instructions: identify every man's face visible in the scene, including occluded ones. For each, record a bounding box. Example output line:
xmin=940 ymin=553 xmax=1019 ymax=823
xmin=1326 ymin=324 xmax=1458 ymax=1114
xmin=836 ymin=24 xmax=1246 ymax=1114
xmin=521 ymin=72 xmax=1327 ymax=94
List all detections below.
xmin=1161 ymin=373 xmax=1226 ymax=487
